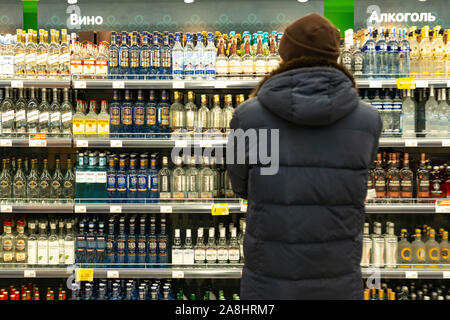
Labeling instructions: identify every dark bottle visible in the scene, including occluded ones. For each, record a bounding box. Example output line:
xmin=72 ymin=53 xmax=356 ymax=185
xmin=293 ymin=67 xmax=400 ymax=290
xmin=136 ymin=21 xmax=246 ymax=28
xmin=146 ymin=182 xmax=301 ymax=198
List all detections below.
xmin=63 ymin=159 xmax=75 ymax=199
xmin=145 ymin=89 xmax=158 ymax=136
xmin=387 ymin=153 xmax=400 ymax=198
xmin=373 ymin=153 xmax=386 ymax=198
xmin=106 ymin=155 xmax=117 ymax=202
xmin=133 ymin=89 xmax=145 ymax=136
xmin=127 ymin=154 xmax=138 ymax=200
xmin=399 ymin=153 xmax=413 ymax=198
xmin=416 ymin=153 xmax=430 ymax=198
xmin=120 ymin=90 xmax=133 ymax=135
xmin=109 ymin=90 xmax=121 ymax=137
xmin=26 ymin=159 xmax=40 ymax=201
xmin=430 ymin=166 xmax=443 ymax=199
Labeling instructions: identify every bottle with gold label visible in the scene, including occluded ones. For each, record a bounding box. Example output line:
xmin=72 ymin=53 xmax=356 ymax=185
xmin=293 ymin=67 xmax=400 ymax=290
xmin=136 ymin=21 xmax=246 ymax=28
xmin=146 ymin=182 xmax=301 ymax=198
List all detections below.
xmin=25 ymin=29 xmax=37 ymax=79
xmin=397 ymin=229 xmax=412 ymax=267
xmin=409 ymin=28 xmax=420 ymax=77
xmin=157 ymin=90 xmax=171 ymax=137
xmin=222 ymin=94 xmax=234 ymax=133
xmin=14 ymin=220 xmax=27 ymax=265
xmin=197 ymin=94 xmax=210 ymax=133
xmin=1 ymin=220 xmax=14 ymax=264
xmin=36 ymin=29 xmax=48 ymax=78
xmin=411 ymin=229 xmax=426 ymax=267
xmin=241 ymin=35 xmax=254 ymax=80
xmin=47 ymin=29 xmax=60 ymax=78
xmin=208 ymin=94 xmax=224 ymax=137
xmin=169 ymin=91 xmax=186 ymax=135
xmin=185 ymin=91 xmax=198 ymax=133
xmin=431 ymin=27 xmax=445 ymax=77
xmin=440 ymin=231 xmax=450 ymax=266
xmin=419 ymin=26 xmax=432 ymax=78
xmin=133 ymin=90 xmax=145 ymax=136
xmin=267 ymin=34 xmax=280 ymax=73
xmin=59 ymin=29 xmax=70 ymax=78
xmin=97 ymin=100 xmax=110 ymax=137
xmin=14 ymin=29 xmax=26 ymax=78
xmin=425 ymin=229 xmax=440 ymax=266
xmin=84 ymin=100 xmax=98 ymax=136
xmin=72 ymin=99 xmax=86 ymax=136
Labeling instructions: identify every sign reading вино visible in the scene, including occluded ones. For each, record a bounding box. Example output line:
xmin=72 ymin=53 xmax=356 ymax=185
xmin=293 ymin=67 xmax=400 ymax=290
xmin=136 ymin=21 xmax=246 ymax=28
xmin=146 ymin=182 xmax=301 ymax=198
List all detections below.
xmin=38 ymin=0 xmax=323 ymax=33
xmin=354 ymin=0 xmax=449 ymax=30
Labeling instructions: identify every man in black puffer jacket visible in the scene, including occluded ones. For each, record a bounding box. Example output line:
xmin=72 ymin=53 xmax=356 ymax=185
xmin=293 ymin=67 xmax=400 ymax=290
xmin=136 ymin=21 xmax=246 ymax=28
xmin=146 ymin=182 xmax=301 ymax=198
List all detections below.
xmin=226 ymin=13 xmax=382 ymax=300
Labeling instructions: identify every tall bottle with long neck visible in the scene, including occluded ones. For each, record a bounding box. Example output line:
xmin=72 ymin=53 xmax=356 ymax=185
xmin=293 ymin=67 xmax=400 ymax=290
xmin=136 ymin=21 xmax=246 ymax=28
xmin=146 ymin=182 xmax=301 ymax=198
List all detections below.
xmin=409 ymin=29 xmax=420 ymax=77
xmin=25 ymin=29 xmax=37 ymax=79
xmin=39 ymin=159 xmax=52 ymax=201
xmin=1 ymin=87 xmax=15 ymax=135
xmin=26 ymin=159 xmax=40 ymax=202
xmin=398 ymin=29 xmax=410 ymax=78
xmin=437 ymin=89 xmax=448 ymax=137
xmin=38 ymin=88 xmax=50 ymax=133
xmin=14 ymin=29 xmax=26 ymax=78
xmin=160 ymin=31 xmax=172 ymax=79
xmin=15 ymin=88 xmax=27 ymax=134
xmin=172 ymin=32 xmax=184 ymax=80
xmin=36 ymin=29 xmax=48 ymax=78
xmin=108 ymin=31 xmax=119 ymax=79
xmin=363 ymin=27 xmax=376 ymax=78
xmin=51 ymin=159 xmax=64 ymax=201
xmin=215 ymin=36 xmax=228 ymax=80
xmin=375 ymin=28 xmax=387 ymax=78
xmin=402 ymin=89 xmax=416 ymax=138
xmin=425 ymin=86 xmax=440 ymax=137
xmin=411 ymin=229 xmax=426 ymax=267
xmin=387 ymin=28 xmax=399 ymax=77
xmin=26 ymin=88 xmax=39 ymax=134
xmin=49 ymin=88 xmax=61 ymax=136
xmin=13 ymin=158 xmax=26 ymax=199
xmin=59 ymin=29 xmax=70 ymax=78
xmin=193 ymin=33 xmax=205 ymax=80
xmin=204 ymin=32 xmax=216 ymax=80
xmin=47 ymin=29 xmax=60 ymax=78
xmin=118 ymin=31 xmax=129 ymax=79
xmin=183 ymin=33 xmax=194 ymax=80
xmin=0 ymin=158 xmax=12 ymax=200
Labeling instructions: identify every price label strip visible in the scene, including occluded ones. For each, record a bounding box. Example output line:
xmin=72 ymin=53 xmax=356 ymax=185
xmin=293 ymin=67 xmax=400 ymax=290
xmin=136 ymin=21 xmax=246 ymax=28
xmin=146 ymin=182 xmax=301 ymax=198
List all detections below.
xmin=110 ymin=205 xmax=122 ymax=213
xmin=214 ymin=81 xmax=228 ymax=89
xmin=405 ymin=271 xmax=418 ymax=279
xmin=172 ymin=81 xmax=185 ymax=89
xmin=436 ymin=200 xmax=450 ymax=213
xmin=369 ymin=80 xmax=383 ymax=88
xmin=396 ymin=78 xmax=415 ymax=90
xmin=443 ymin=271 xmax=450 ymax=279
xmin=11 ymin=80 xmax=23 ymax=88
xmin=415 ymin=80 xmax=429 ymax=88
xmin=404 ymin=139 xmax=418 ymax=147
xmin=74 ymin=81 xmax=86 ymax=89
xmin=442 ymin=139 xmax=450 ymax=147
xmin=175 ymin=140 xmax=188 ymax=148
xmin=110 ymin=140 xmax=123 ymax=148
xmin=76 ymin=268 xmax=94 ymax=282
xmin=29 ymin=133 xmax=47 ymax=147
xmin=211 ymin=203 xmax=229 ymax=216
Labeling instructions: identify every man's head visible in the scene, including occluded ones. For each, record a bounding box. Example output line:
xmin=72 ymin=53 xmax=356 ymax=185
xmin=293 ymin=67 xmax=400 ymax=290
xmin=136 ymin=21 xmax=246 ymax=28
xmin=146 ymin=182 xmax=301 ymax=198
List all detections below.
xmin=278 ymin=13 xmax=341 ymax=62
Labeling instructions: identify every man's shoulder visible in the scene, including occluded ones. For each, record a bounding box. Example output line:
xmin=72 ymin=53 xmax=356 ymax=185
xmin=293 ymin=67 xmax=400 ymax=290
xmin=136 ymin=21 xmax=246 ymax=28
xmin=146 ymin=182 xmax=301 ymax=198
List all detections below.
xmin=234 ymin=96 xmax=261 ymax=117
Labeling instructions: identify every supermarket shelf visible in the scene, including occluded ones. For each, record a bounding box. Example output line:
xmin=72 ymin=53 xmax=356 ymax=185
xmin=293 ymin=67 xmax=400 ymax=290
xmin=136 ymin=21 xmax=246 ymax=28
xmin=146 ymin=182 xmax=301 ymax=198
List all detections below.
xmin=0 ymin=137 xmax=72 ymax=148
xmin=361 ymin=267 xmax=450 ymax=279
xmin=355 ymin=78 xmax=450 ymax=88
xmin=365 ymin=203 xmax=435 ymax=214
xmin=74 ymin=79 xmax=262 ymax=89
xmin=74 ymin=136 xmax=228 ymax=148
xmin=0 ymin=268 xmax=71 ymax=278
xmin=0 ymin=79 xmax=71 ymax=88
xmin=0 ymin=202 xmax=74 ymax=214
xmin=379 ymin=137 xmax=450 ymax=148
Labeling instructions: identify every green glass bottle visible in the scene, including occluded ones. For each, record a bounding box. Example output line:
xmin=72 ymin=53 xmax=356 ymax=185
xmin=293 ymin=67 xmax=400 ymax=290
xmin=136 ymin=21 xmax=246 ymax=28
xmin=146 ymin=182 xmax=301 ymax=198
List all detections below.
xmin=63 ymin=159 xmax=75 ymax=199
xmin=39 ymin=159 xmax=52 ymax=201
xmin=50 ymin=159 xmax=64 ymax=200
xmin=26 ymin=159 xmax=40 ymax=202
xmin=13 ymin=158 xmax=26 ymax=199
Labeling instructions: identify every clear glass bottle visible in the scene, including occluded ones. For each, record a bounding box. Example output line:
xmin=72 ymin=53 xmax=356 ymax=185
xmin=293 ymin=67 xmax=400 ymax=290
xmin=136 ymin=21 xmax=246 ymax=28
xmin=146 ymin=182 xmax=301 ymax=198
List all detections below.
xmin=118 ymin=31 xmax=130 ymax=79
xmin=183 ymin=229 xmax=195 ymax=265
xmin=25 ymin=29 xmax=37 ymax=79
xmin=171 ymin=156 xmax=186 ymax=199
xmin=85 ymin=100 xmax=98 ymax=136
xmin=440 ymin=231 xmax=450 ymax=266
xmin=398 ymin=29 xmax=410 ymax=77
xmin=425 ymin=86 xmax=440 ymax=137
xmin=184 ymin=91 xmax=198 ymax=134
xmin=363 ymin=27 xmax=376 ymax=78
xmin=169 ymin=91 xmax=185 ymax=135
xmin=47 ymin=222 xmax=59 ymax=266
xmin=222 ymin=94 xmax=234 ymax=133
xmin=183 ymin=33 xmax=194 ymax=80
xmin=194 ymin=227 xmax=206 ymax=264
xmin=59 ymin=29 xmax=70 ymax=78
xmin=37 ymin=221 xmax=48 ymax=265
xmin=27 ymin=221 xmax=38 ymax=266
xmin=38 ymin=88 xmax=50 ymax=133
xmin=64 ymin=221 xmax=75 ymax=265
xmin=50 ymin=159 xmax=64 ymax=201
xmin=171 ymin=229 xmax=183 ymax=265
xmin=371 ymin=222 xmax=384 ymax=268
xmin=0 ymin=158 xmax=12 ymax=200
xmin=419 ymin=26 xmax=432 ymax=78
xmin=49 ymin=88 xmax=62 ymax=135
xmin=437 ymin=89 xmax=449 ymax=138
xmin=387 ymin=28 xmax=400 ymax=77
xmin=208 ymin=94 xmax=224 ymax=136
xmin=397 ymin=229 xmax=412 ymax=267
xmin=60 ymin=88 xmax=72 ymax=135
xmin=2 ymin=220 xmax=14 ymax=264
xmin=63 ymin=159 xmax=75 ymax=200
xmin=39 ymin=159 xmax=52 ymax=201
xmin=425 ymin=229 xmax=440 ymax=265
xmin=361 ymin=222 xmax=371 ymax=267
xmin=204 ymin=32 xmax=216 ymax=80
xmin=14 ymin=29 xmax=26 ymax=78
xmin=26 ymin=88 xmax=39 ymax=134
xmin=15 ymin=88 xmax=27 ymax=134
xmin=402 ymin=89 xmax=416 ymax=138
xmin=228 ymin=227 xmax=240 ymax=264
xmin=185 ymin=156 xmax=200 ymax=199
xmin=411 ymin=228 xmax=426 ymax=267
xmin=158 ymin=156 xmax=171 ymax=199
xmin=199 ymin=156 xmax=214 ymax=200
xmin=193 ymin=32 xmax=205 ymax=80
xmin=206 ymin=227 xmax=217 ymax=264
xmin=159 ymin=90 xmax=173 ymax=136
xmin=197 ymin=94 xmax=210 ymax=133
xmin=26 ymin=159 xmax=40 ymax=202
xmin=267 ymin=34 xmax=280 ymax=73
xmin=217 ymin=227 xmax=228 ymax=264
xmin=47 ymin=29 xmax=60 ymax=78
xmin=36 ymin=29 xmax=48 ymax=78
xmin=171 ymin=32 xmax=184 ymax=80
xmin=215 ymin=36 xmax=228 ymax=80
xmin=384 ymin=222 xmax=398 ymax=268
xmin=1 ymin=87 xmax=15 ymax=135
xmin=228 ymin=36 xmax=242 ymax=79
xmin=13 ymin=158 xmax=26 ymax=199
xmin=241 ymin=35 xmax=254 ymax=80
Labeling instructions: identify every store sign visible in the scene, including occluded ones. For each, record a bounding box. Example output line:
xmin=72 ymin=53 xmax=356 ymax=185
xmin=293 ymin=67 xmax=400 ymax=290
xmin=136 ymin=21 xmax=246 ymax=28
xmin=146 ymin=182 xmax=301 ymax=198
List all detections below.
xmin=355 ymin=0 xmax=449 ymax=29
xmin=66 ymin=0 xmax=104 ymax=29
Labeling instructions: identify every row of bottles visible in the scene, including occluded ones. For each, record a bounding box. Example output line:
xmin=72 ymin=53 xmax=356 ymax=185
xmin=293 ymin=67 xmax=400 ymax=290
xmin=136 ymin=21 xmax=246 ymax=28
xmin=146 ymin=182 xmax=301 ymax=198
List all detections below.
xmin=367 ymin=152 xmax=449 ymax=199
xmin=0 ymin=29 xmax=70 ymax=79
xmin=0 ymin=87 xmax=73 ymax=136
xmin=361 ymin=222 xmax=449 ymax=268
xmin=76 ymin=151 xmax=235 ymax=202
xmin=360 ymin=87 xmax=449 ymax=137
xmin=0 ymin=283 xmax=67 ymax=300
xmin=364 ymin=281 xmax=450 ymax=300
xmin=0 ymin=157 xmax=74 ymax=200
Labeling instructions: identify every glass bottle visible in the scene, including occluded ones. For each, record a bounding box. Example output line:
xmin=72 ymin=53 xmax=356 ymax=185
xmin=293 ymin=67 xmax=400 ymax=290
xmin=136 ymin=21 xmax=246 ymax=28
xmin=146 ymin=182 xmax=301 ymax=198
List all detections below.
xmin=402 ymin=89 xmax=416 ymax=138
xmin=193 ymin=32 xmax=205 ymax=80
xmin=387 ymin=153 xmax=400 ymax=199
xmin=139 ymin=32 xmax=151 ymax=79
xmin=59 ymin=29 xmax=70 ymax=78
xmin=169 ymin=91 xmax=185 ymax=134
xmin=363 ymin=28 xmax=376 ymax=78
xmin=215 ymin=36 xmax=228 ymax=80
xmin=228 ymin=36 xmax=242 ymax=79
xmin=158 ymin=156 xmax=171 ymax=200
xmin=411 ymin=229 xmax=426 ymax=267
xmin=39 ymin=159 xmax=52 ymax=201
xmin=199 ymin=156 xmax=214 ymax=199
xmin=84 ymin=100 xmax=98 ymax=136
xmin=419 ymin=26 xmax=432 ymax=78
xmin=47 ymin=222 xmax=59 ymax=266
xmin=437 ymin=89 xmax=449 ymax=138
xmin=121 ymin=90 xmax=133 ymax=134
xmin=425 ymin=229 xmax=440 ymax=265
xmin=49 ymin=88 xmax=62 ymax=135
xmin=2 ymin=34 xmax=16 ymax=79
xmin=223 ymin=94 xmax=234 ymax=133
xmin=267 ymin=34 xmax=280 ymax=73
xmin=384 ymin=222 xmax=398 ymax=268
xmin=397 ymin=229 xmax=412 ymax=267
xmin=204 ymin=32 xmax=216 ymax=80
xmin=148 ymin=154 xmax=159 ymax=201
xmin=399 ymin=153 xmax=413 ymax=198
xmin=194 ymin=227 xmax=206 ymax=264
xmin=0 ymin=158 xmax=12 ymax=200
xmin=206 ymin=227 xmax=217 ymax=264
xmin=184 ymin=91 xmax=198 ymax=134
xmin=25 ymin=29 xmax=37 ymax=79
xmin=160 ymin=31 xmax=172 ymax=79
xmin=26 ymin=159 xmax=40 ymax=202
xmin=145 ymin=89 xmax=158 ymax=136
xmin=171 ymin=32 xmax=184 ymax=80
xmin=27 ymin=221 xmax=38 ymax=266
xmin=254 ymin=35 xmax=267 ymax=77
xmin=150 ymin=31 xmax=162 ymax=78
xmin=361 ymin=222 xmax=371 ymax=267
xmin=51 ymin=159 xmax=64 ymax=200
xmin=37 ymin=222 xmax=48 ymax=265
xmin=27 ymin=88 xmax=39 ymax=134
xmin=387 ymin=28 xmax=400 ymax=77
xmin=157 ymin=90 xmax=170 ymax=137
xmin=63 ymin=159 xmax=75 ymax=199
xmin=371 ymin=222 xmax=384 ymax=267
xmin=109 ymin=90 xmax=120 ymax=136
xmin=2 ymin=220 xmax=14 ymax=264
xmin=64 ymin=221 xmax=75 ymax=265
xmin=133 ymin=90 xmax=145 ymax=136
xmin=36 ymin=29 xmax=48 ymax=78
xmin=425 ymin=86 xmax=440 ymax=137
xmin=108 ymin=31 xmax=119 ymax=79
xmin=373 ymin=153 xmax=386 ymax=198
xmin=129 ymin=31 xmax=140 ymax=78
xmin=38 ymin=88 xmax=50 ymax=133
xmin=13 ymin=158 xmax=26 ymax=199
xmin=197 ymin=94 xmax=210 ymax=133
xmin=185 ymin=156 xmax=200 ymax=199
xmin=375 ymin=27 xmax=388 ymax=78
xmin=15 ymin=88 xmax=27 ymax=134
xmin=171 ymin=229 xmax=183 ymax=265
xmin=118 ymin=31 xmax=130 ymax=79
xmin=208 ymin=94 xmax=224 ymax=136
xmin=183 ymin=33 xmax=194 ymax=80
xmin=60 ymin=88 xmax=73 ymax=135
xmin=14 ymin=29 xmax=26 ymax=78
xmin=440 ymin=231 xmax=449 ymax=266
xmin=1 ymin=87 xmax=15 ymax=135
xmin=217 ymin=227 xmax=228 ymax=264
xmin=171 ymin=156 xmax=186 ymax=199
xmin=47 ymin=29 xmax=60 ymax=78
xmin=241 ymin=35 xmax=254 ymax=79
xmin=416 ymin=153 xmax=430 ymax=199
xmin=158 ymin=218 xmax=168 ymax=265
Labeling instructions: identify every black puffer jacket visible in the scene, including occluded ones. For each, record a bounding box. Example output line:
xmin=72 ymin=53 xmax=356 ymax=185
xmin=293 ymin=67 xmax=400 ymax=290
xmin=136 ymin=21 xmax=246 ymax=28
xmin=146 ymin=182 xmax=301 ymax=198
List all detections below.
xmin=227 ymin=58 xmax=382 ymax=300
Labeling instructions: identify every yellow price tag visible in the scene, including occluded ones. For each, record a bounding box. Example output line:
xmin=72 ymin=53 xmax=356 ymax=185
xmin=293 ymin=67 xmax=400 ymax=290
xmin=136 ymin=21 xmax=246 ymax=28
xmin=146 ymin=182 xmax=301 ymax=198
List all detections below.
xmin=76 ymin=268 xmax=94 ymax=281
xmin=211 ymin=203 xmax=229 ymax=216
xmin=396 ymin=78 xmax=416 ymax=89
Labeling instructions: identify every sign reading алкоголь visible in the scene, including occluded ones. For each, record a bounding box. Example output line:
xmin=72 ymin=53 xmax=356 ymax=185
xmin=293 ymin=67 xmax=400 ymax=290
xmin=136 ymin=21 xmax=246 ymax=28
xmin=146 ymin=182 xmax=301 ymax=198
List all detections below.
xmin=355 ymin=0 xmax=449 ymax=29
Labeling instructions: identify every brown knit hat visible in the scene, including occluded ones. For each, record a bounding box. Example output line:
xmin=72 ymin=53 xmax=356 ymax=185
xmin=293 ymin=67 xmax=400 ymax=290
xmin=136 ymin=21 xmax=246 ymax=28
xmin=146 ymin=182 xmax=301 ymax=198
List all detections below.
xmin=279 ymin=13 xmax=341 ymax=62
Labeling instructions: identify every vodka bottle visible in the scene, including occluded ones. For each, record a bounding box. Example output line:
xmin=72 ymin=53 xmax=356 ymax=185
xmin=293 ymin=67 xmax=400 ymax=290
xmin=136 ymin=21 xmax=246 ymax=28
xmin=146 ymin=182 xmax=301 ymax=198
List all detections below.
xmin=133 ymin=90 xmax=145 ymax=135
xmin=13 ymin=158 xmax=26 ymax=199
xmin=419 ymin=27 xmax=432 ymax=78
xmin=397 ymin=229 xmax=412 ymax=267
xmin=63 ymin=159 xmax=75 ymax=199
xmin=47 ymin=222 xmax=59 ymax=265
xmin=39 ymin=159 xmax=51 ymax=201
xmin=26 ymin=159 xmax=39 ymax=201
xmin=204 ymin=32 xmax=216 ymax=80
xmin=47 ymin=29 xmax=60 ymax=78
xmin=1 ymin=220 xmax=14 ymax=264
xmin=363 ymin=28 xmax=377 ymax=78
xmin=169 ymin=91 xmax=185 ymax=134
xmin=146 ymin=89 xmax=158 ymax=135
xmin=108 ymin=32 xmax=119 ymax=79
xmin=150 ymin=31 xmax=162 ymax=78
xmin=171 ymin=229 xmax=183 ymax=265
xmin=183 ymin=33 xmax=194 ymax=79
xmin=171 ymin=156 xmax=186 ymax=199
xmin=371 ymin=222 xmax=384 ymax=267
xmin=109 ymin=90 xmax=120 ymax=136
xmin=156 ymin=90 xmax=170 ymax=136
xmin=194 ymin=228 xmax=206 ymax=264
xmin=59 ymin=29 xmax=70 ymax=78
xmin=209 ymin=94 xmax=224 ymax=135
xmin=148 ymin=154 xmax=159 ymax=200
xmin=38 ymin=88 xmax=50 ymax=133
xmin=353 ymin=40 xmax=364 ymax=77
xmin=215 ymin=36 xmax=228 ymax=80
xmin=2 ymin=34 xmax=15 ymax=79
xmin=184 ymin=91 xmax=198 ymax=133
xmin=375 ymin=28 xmax=388 ymax=78
xmin=425 ymin=86 xmax=440 ymax=137
xmin=206 ymin=227 xmax=217 ymax=264
xmin=27 ymin=221 xmax=38 ymax=266
xmin=50 ymin=159 xmax=64 ymax=200
xmin=341 ymin=30 xmax=353 ymax=73
xmin=1 ymin=87 xmax=15 ymax=135
xmin=118 ymin=31 xmax=130 ymax=79
xmin=384 ymin=222 xmax=398 ymax=268
xmin=0 ymin=159 xmax=12 ymax=199
xmin=193 ymin=32 xmax=205 ymax=80
xmin=411 ymin=229 xmax=426 ymax=266
xmin=197 ymin=94 xmax=210 ymax=133
xmin=223 ymin=94 xmax=234 ymax=133
xmin=425 ymin=229 xmax=440 ymax=265
xmin=49 ymin=88 xmax=62 ymax=135
xmin=398 ymin=29 xmax=410 ymax=77
xmin=14 ymin=220 xmax=27 ymax=264
xmin=121 ymin=90 xmax=133 ymax=134
xmin=392 ymin=89 xmax=402 ymax=135
xmin=14 ymin=29 xmax=26 ymax=78
xmin=441 ymin=231 xmax=450 ymax=265
xmin=182 ymin=229 xmax=195 ymax=265
xmin=129 ymin=32 xmax=140 ymax=78
xmin=15 ymin=88 xmax=27 ymax=134
xmin=437 ymin=89 xmax=449 ymax=137
xmin=185 ymin=156 xmax=200 ymax=199
xmin=199 ymin=156 xmax=214 ymax=199
xmin=402 ymin=89 xmax=416 ymax=138
xmin=25 ymin=29 xmax=37 ymax=79
xmin=158 ymin=218 xmax=169 ymax=265
xmin=37 ymin=222 xmax=48 ymax=265
xmin=387 ymin=28 xmax=399 ymax=77
xmin=172 ymin=32 xmax=184 ymax=80
xmin=381 ymin=89 xmax=393 ymax=135
xmin=26 ymin=88 xmax=39 ymax=134
xmin=361 ymin=222 xmax=371 ymax=267
xmin=84 ymin=100 xmax=97 ymax=136
xmin=155 ymin=156 xmax=170 ymax=200
xmin=36 ymin=30 xmax=48 ymax=78
xmin=217 ymin=227 xmax=228 ymax=264
xmin=267 ymin=34 xmax=280 ymax=73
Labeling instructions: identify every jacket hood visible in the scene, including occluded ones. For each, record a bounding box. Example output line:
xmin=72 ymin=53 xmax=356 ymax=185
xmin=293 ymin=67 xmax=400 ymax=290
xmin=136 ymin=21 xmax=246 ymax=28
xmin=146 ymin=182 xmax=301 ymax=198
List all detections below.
xmin=256 ymin=57 xmax=359 ymax=127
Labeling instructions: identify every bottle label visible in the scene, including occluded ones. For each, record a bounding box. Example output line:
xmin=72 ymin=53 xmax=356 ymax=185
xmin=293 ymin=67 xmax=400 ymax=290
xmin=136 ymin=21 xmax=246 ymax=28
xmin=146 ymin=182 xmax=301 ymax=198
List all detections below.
xmin=228 ymin=249 xmax=240 ymax=262
xmin=217 ymin=249 xmax=228 ymax=262
xmin=216 ymin=60 xmax=228 ymax=75
xmin=95 ymin=60 xmax=108 ymax=76
xmin=70 ymin=60 xmax=83 ymax=75
xmin=144 ymin=106 xmax=156 ymax=126
xmin=134 ymin=106 xmax=145 ymax=125
xmin=194 ymin=248 xmax=206 ymax=262
xmin=2 ymin=110 xmax=14 ymax=123
xmin=64 ymin=240 xmax=75 ymax=264
xmin=27 ymin=240 xmax=37 ymax=264
xmin=416 ymin=247 xmax=425 ymax=261
xmin=417 ymin=178 xmax=430 ymax=197
xmin=76 ymin=170 xmax=85 ymax=183
xmin=400 ymin=247 xmax=412 ymax=261
xmin=110 ymin=106 xmax=120 ymax=125
xmin=85 ymin=172 xmax=96 ymax=183
xmin=242 ymin=60 xmax=254 ymax=74
xmin=140 ymin=50 xmax=150 ymax=68
xmin=48 ymin=54 xmax=59 ymax=66
xmin=122 ymin=107 xmax=132 ymax=125
xmin=50 ymin=112 xmax=61 ymax=123
xmin=15 ymin=53 xmax=25 ymax=63
xmin=107 ymin=174 xmax=116 ymax=191
xmin=229 ymin=60 xmax=241 ymax=75
xmin=400 ymin=179 xmax=413 ymax=197
xmin=39 ymin=112 xmax=49 ymax=123
xmin=374 ymin=179 xmax=386 ymax=197
xmin=97 ymin=119 xmax=110 ymax=134
xmin=428 ymin=247 xmax=440 ymax=261
xmin=151 ymin=49 xmax=161 ymax=68
xmin=96 ymin=171 xmax=107 ymax=183
xmin=128 ymin=174 xmax=138 ymax=192
xmin=149 ymin=175 xmax=158 ymax=191
xmin=387 ymin=179 xmax=400 ymax=197
xmin=172 ymin=248 xmax=183 ymax=264
xmin=159 ymin=107 xmax=169 ymax=126
xmin=206 ymin=248 xmax=217 ymax=262
xmin=15 ymin=110 xmax=26 ymax=122
xmin=83 ymin=59 xmax=96 ymax=76
xmin=37 ymin=53 xmax=48 ymax=65
xmin=441 ymin=248 xmax=449 ymax=260
xmin=26 ymin=53 xmax=36 ymax=64
xmin=117 ymin=174 xmax=127 ymax=192
xmin=85 ymin=119 xmax=97 ymax=135
xmin=183 ymin=248 xmax=195 ymax=265
xmin=61 ymin=112 xmax=72 ymax=123
xmin=59 ymin=53 xmax=70 ymax=64
xmin=161 ymin=49 xmax=171 ymax=68
xmin=267 ymin=59 xmax=279 ymax=73
xmin=138 ymin=174 xmax=148 ymax=192
xmin=37 ymin=240 xmax=48 ymax=264
xmin=254 ymin=60 xmax=267 ymax=75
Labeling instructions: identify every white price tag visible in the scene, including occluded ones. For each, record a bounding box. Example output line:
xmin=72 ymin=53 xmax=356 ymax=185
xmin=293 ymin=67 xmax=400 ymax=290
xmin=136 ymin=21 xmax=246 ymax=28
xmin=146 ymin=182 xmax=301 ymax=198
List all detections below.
xmin=107 ymin=271 xmax=120 ymax=278
xmin=447 ymin=80 xmax=450 ymax=88
xmin=175 ymin=140 xmax=188 ymax=148
xmin=110 ymin=205 xmax=122 ymax=213
xmin=74 ymin=205 xmax=86 ymax=213
xmin=29 ymin=139 xmax=47 ymax=147
xmin=24 ymin=270 xmax=36 ymax=278
xmin=110 ymin=140 xmax=123 ymax=148
xmin=11 ymin=80 xmax=23 ymax=88
xmin=369 ymin=80 xmax=383 ymax=88
xmin=214 ymin=81 xmax=228 ymax=89
xmin=0 ymin=205 xmax=12 ymax=213
xmin=240 ymin=199 xmax=248 ymax=212
xmin=112 ymin=81 xmax=125 ymax=89
xmin=172 ymin=81 xmax=185 ymax=89
xmin=74 ymin=81 xmax=86 ymax=89
xmin=0 ymin=139 xmax=12 ymax=147
xmin=436 ymin=200 xmax=450 ymax=213
xmin=404 ymin=139 xmax=418 ymax=147
xmin=366 ymin=189 xmax=377 ymax=200
xmin=172 ymin=271 xmax=185 ymax=278
xmin=442 ymin=139 xmax=450 ymax=147
xmin=405 ymin=271 xmax=418 ymax=279
xmin=200 ymin=140 xmax=212 ymax=148
xmin=443 ymin=271 xmax=450 ymax=279
xmin=415 ymin=80 xmax=428 ymax=88
xmin=160 ymin=205 xmax=172 ymax=213
xmin=76 ymin=140 xmax=89 ymax=147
